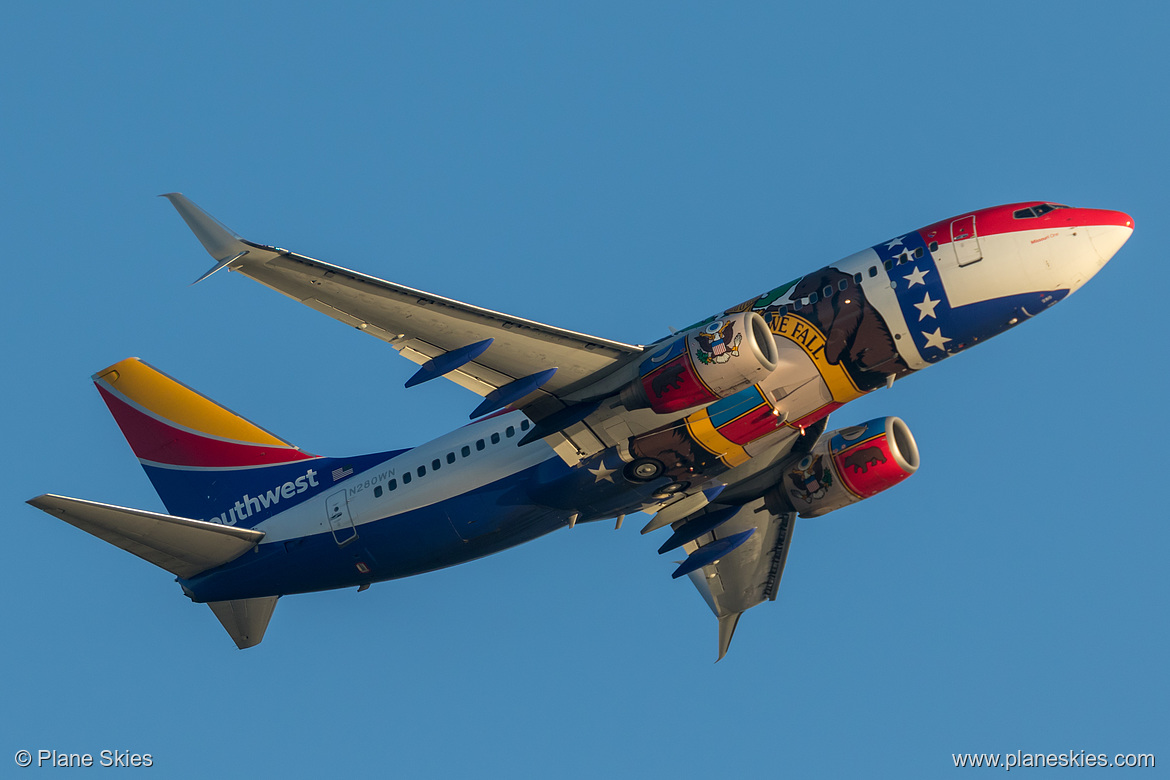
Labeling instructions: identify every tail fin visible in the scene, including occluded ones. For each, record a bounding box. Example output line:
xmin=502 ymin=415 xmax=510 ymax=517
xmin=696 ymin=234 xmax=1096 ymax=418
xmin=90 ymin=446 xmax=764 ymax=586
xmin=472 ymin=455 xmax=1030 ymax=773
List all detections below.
xmin=93 ymin=358 xmax=321 ymax=526
xmin=27 ymin=493 xmax=278 ymax=649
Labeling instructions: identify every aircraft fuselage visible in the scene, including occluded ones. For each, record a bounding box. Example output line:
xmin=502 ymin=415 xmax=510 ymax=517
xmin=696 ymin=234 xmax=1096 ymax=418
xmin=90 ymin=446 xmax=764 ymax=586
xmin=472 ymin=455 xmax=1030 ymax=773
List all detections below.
xmin=177 ymin=202 xmax=1132 ymax=603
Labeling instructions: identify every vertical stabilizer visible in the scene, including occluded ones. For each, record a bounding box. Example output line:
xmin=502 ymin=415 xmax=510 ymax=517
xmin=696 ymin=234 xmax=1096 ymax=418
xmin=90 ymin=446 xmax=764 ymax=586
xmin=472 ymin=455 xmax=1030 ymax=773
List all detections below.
xmin=92 ymin=358 xmax=320 ymax=524
xmin=208 ymin=597 xmax=279 ymax=649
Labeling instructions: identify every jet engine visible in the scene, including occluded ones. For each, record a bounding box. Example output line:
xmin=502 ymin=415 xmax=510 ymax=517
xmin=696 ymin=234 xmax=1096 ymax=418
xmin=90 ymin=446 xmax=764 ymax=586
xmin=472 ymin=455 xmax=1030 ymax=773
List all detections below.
xmin=782 ymin=416 xmax=919 ymax=518
xmin=620 ymin=310 xmax=779 ymax=414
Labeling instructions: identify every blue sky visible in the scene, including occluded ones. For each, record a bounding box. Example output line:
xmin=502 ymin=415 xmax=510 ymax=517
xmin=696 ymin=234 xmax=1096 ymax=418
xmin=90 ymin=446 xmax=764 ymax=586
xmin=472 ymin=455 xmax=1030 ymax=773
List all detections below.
xmin=3 ymin=2 xmax=1166 ymax=777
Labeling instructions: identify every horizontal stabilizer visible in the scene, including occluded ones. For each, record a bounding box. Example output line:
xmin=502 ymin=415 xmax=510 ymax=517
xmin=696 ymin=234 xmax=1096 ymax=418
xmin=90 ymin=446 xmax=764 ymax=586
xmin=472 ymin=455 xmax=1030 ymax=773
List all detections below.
xmin=208 ymin=597 xmax=279 ymax=649
xmin=27 ymin=494 xmax=264 ymax=579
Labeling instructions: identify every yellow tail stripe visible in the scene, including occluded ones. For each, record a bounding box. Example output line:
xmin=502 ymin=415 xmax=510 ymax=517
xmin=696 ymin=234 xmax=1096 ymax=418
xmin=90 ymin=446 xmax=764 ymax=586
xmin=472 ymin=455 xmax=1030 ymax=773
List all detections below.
xmin=94 ymin=358 xmax=291 ymax=448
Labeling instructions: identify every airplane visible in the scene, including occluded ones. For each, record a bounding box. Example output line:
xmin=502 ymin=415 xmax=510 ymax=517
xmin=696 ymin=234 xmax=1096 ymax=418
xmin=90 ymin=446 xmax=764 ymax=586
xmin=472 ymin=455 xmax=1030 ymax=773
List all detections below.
xmin=27 ymin=196 xmax=1133 ymax=659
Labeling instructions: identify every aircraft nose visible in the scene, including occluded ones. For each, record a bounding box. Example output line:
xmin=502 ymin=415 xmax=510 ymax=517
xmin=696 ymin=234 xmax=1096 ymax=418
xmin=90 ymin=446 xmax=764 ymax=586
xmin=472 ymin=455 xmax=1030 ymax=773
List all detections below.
xmin=1086 ymin=210 xmax=1134 ymax=264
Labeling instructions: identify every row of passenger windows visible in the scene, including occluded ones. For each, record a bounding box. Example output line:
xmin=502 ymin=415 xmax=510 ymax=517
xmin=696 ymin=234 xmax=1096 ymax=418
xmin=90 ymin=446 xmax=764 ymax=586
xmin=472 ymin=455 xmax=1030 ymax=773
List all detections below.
xmin=778 ymin=245 xmax=930 ymax=312
xmin=371 ymin=418 xmax=531 ymax=498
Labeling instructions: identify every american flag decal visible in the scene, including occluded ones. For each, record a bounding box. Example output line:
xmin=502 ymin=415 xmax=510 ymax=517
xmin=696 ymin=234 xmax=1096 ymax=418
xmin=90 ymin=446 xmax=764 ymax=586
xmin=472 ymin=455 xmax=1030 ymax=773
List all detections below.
xmin=332 ymin=465 xmax=354 ymax=481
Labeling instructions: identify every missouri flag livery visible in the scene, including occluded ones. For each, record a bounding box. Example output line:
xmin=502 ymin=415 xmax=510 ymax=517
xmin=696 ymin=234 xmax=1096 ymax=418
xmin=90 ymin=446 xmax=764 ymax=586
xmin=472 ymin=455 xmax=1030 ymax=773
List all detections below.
xmin=28 ymin=196 xmax=1132 ymax=657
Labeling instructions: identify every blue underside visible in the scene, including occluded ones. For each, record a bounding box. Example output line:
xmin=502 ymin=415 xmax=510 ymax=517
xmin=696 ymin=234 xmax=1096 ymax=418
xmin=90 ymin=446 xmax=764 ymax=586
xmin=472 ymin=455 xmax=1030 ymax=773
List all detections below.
xmin=180 ymin=459 xmax=587 ymax=602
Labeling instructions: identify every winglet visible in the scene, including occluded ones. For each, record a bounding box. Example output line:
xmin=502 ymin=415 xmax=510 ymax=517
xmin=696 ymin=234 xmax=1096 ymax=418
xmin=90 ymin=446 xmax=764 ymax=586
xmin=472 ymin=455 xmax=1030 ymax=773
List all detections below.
xmin=161 ymin=193 xmax=250 ymax=263
xmin=716 ymin=612 xmax=742 ymax=662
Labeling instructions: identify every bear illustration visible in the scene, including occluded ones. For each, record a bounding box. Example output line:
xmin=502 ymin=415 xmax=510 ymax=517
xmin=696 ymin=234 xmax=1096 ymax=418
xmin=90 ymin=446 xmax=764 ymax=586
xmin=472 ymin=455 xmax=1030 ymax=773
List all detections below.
xmin=842 ymin=446 xmax=886 ymax=474
xmin=787 ymin=267 xmax=909 ymax=391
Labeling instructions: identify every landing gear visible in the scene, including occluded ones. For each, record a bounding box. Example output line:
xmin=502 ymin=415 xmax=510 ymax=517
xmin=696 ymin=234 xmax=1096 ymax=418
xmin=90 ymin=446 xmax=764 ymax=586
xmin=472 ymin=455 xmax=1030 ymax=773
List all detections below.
xmin=651 ymin=481 xmax=690 ymax=501
xmin=624 ymin=458 xmax=665 ymax=482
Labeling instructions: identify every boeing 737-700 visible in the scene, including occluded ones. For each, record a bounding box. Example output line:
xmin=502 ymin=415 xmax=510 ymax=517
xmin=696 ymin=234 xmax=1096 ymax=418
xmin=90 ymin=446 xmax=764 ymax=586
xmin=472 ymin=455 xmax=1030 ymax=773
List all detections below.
xmin=27 ymin=196 xmax=1132 ymax=658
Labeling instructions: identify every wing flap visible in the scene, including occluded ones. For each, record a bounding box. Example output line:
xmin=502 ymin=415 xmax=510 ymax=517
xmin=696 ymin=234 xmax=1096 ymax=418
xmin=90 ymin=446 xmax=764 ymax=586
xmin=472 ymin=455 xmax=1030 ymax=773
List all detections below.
xmin=28 ymin=494 xmax=264 ymax=579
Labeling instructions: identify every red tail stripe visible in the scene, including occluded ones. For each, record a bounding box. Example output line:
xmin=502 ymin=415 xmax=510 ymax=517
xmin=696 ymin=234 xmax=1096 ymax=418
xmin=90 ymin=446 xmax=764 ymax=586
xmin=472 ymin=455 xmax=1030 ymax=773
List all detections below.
xmin=97 ymin=385 xmax=316 ymax=468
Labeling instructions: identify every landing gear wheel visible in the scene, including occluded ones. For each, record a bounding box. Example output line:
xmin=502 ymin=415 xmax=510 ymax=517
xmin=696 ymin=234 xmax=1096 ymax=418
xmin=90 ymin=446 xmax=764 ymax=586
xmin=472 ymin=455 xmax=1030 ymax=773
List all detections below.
xmin=651 ymin=481 xmax=690 ymax=500
xmin=624 ymin=458 xmax=665 ymax=483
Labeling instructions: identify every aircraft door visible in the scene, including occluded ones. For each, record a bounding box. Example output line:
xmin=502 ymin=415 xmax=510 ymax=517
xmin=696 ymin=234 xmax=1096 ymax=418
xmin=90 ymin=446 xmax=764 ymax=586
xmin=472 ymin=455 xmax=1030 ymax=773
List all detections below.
xmin=951 ymin=215 xmax=983 ymax=266
xmin=325 ymin=490 xmax=358 ymax=546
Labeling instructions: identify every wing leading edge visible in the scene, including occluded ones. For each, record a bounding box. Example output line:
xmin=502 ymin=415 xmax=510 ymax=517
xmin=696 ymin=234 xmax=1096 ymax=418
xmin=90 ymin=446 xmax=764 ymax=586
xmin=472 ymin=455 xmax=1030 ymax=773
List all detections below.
xmin=163 ymin=194 xmax=642 ymax=403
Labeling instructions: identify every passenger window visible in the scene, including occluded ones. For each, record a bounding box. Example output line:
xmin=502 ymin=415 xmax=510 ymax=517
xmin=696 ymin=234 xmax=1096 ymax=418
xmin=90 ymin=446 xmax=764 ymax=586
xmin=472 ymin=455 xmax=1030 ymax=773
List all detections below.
xmin=868 ymin=266 xmax=878 ymax=277
xmin=898 ymin=253 xmax=909 ymax=265
xmin=476 ymin=439 xmax=485 ymax=451
xmin=853 ymin=273 xmax=862 ymax=284
xmin=914 ymin=247 xmax=923 ymax=258
xmin=838 ymin=280 xmax=848 ymax=291
xmin=491 ymin=432 xmax=501 ymax=444
xmin=374 ymin=485 xmax=383 ymax=498
xmin=506 ymin=425 xmax=515 ymax=438
xmin=793 ymin=298 xmax=803 ymax=310
xmin=884 ymin=260 xmax=893 ymax=271
xmin=929 ymin=242 xmax=938 ymax=252
xmin=461 ymin=445 xmax=471 ymax=457
xmin=402 ymin=472 xmax=412 ymax=485
xmin=388 ymin=479 xmax=397 ymax=491
xmin=446 ymin=452 xmax=456 ymax=464
xmin=417 ymin=465 xmax=426 ymax=477
xmin=520 ymin=419 xmax=530 ymax=431
xmin=432 ymin=458 xmax=441 ymax=471
xmin=823 ymin=285 xmax=832 ymax=298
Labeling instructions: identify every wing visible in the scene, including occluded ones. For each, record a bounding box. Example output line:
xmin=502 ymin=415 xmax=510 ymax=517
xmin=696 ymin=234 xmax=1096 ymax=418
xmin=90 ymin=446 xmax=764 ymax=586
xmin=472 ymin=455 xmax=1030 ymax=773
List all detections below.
xmin=164 ymin=194 xmax=642 ymax=402
xmin=668 ymin=497 xmax=797 ymax=661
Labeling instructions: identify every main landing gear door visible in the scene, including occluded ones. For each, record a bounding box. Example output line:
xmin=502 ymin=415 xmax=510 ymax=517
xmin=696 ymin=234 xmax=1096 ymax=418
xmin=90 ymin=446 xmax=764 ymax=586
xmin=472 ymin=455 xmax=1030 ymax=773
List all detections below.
xmin=951 ymin=215 xmax=983 ymax=267
xmin=326 ymin=491 xmax=358 ymax=547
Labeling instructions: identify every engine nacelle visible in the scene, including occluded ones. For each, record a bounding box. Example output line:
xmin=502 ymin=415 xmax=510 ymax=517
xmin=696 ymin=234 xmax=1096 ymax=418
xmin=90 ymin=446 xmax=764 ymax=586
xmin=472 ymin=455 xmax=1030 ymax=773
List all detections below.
xmin=783 ymin=416 xmax=919 ymax=518
xmin=621 ymin=311 xmax=779 ymax=414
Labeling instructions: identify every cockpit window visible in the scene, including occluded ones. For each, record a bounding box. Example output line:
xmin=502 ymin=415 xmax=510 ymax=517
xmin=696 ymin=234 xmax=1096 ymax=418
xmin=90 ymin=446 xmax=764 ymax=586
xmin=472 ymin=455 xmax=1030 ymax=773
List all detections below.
xmin=1014 ymin=203 xmax=1070 ymax=219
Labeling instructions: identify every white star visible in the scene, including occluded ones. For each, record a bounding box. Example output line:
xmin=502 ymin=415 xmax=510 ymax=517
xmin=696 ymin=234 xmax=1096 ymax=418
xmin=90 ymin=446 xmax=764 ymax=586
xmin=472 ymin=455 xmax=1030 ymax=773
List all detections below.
xmin=588 ymin=464 xmax=617 ymax=484
xmin=903 ymin=266 xmax=929 ymax=287
xmin=921 ymin=327 xmax=952 ymax=350
xmin=885 ymin=235 xmax=906 ymax=251
xmin=914 ymin=292 xmax=941 ymax=321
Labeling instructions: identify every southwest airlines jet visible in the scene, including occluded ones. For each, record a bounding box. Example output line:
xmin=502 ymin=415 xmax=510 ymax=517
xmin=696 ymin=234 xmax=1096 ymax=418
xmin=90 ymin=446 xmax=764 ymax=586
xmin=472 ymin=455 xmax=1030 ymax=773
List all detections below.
xmin=28 ymin=196 xmax=1132 ymax=658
